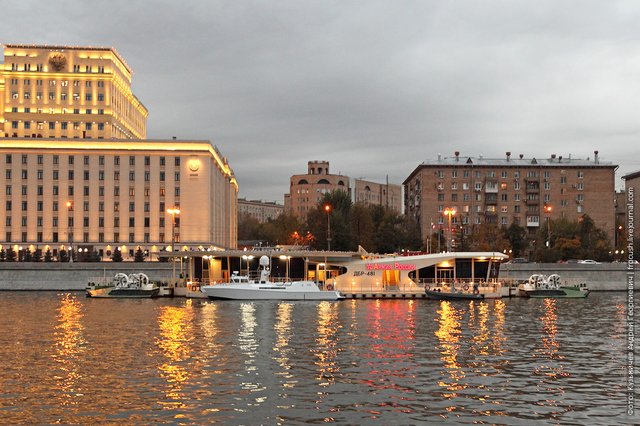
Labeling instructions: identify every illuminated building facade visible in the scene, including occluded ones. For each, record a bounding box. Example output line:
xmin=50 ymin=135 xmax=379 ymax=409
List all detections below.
xmin=285 ymin=160 xmax=402 ymax=217
xmin=0 ymin=138 xmax=238 ymax=259
xmin=1 ymin=44 xmax=147 ymax=140
xmin=404 ymin=151 xmax=617 ymax=245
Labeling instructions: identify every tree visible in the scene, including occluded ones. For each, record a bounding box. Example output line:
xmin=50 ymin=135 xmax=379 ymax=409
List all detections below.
xmin=467 ymin=224 xmax=509 ymax=252
xmin=306 ymin=190 xmax=352 ymax=251
xmin=6 ymin=248 xmax=16 ymax=262
xmin=504 ymin=223 xmax=528 ymax=257
xmin=0 ymin=248 xmax=5 ymax=262
xmin=134 ymin=247 xmax=145 ymax=262
xmin=22 ymin=250 xmax=33 ymax=262
xmin=32 ymin=249 xmax=43 ymax=262
xmin=44 ymin=249 xmax=53 ymax=262
xmin=59 ymin=249 xmax=68 ymax=262
xmin=350 ymin=203 xmax=374 ymax=251
xmin=111 ymin=248 xmax=123 ymax=262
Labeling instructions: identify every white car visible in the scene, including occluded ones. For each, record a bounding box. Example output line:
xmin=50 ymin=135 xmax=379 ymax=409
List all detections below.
xmin=578 ymin=259 xmax=600 ymax=264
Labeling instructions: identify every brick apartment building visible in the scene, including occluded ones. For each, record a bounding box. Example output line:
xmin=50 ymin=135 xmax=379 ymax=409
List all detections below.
xmin=404 ymin=151 xmax=617 ymax=246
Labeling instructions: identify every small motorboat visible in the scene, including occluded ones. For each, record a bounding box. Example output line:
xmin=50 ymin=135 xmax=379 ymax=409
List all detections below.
xmin=519 ymin=274 xmax=589 ymax=298
xmin=86 ymin=273 xmax=160 ymax=298
xmin=201 ymin=256 xmax=343 ymax=301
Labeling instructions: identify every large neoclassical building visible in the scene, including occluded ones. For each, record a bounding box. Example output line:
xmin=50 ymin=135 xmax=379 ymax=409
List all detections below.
xmin=0 ymin=44 xmax=238 ymax=258
xmin=0 ymin=44 xmax=147 ymax=139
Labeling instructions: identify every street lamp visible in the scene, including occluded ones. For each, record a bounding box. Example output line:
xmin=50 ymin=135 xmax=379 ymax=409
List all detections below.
xmin=324 ymin=204 xmax=331 ymax=251
xmin=279 ymin=255 xmax=291 ymax=281
xmin=242 ymin=254 xmax=254 ymax=277
xmin=443 ymin=208 xmax=456 ymax=252
xmin=167 ymin=207 xmax=181 ymax=283
xmin=544 ymin=205 xmax=552 ymax=248
xmin=66 ymin=201 xmax=73 ymax=263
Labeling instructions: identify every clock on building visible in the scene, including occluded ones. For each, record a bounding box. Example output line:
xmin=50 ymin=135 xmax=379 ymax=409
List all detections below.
xmin=48 ymin=53 xmax=67 ymax=72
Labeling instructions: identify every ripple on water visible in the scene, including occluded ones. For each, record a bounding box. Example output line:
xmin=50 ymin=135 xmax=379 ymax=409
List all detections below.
xmin=0 ymin=292 xmax=634 ymax=425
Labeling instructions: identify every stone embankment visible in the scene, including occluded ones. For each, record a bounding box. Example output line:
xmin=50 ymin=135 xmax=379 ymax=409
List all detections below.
xmin=0 ymin=263 xmax=174 ymax=291
xmin=500 ymin=262 xmax=637 ymax=291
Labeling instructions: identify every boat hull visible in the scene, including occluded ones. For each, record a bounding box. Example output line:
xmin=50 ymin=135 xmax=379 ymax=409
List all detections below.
xmin=425 ymin=289 xmax=485 ymax=300
xmin=524 ymin=286 xmax=589 ymax=299
xmin=202 ymin=285 xmax=343 ymax=301
xmin=86 ymin=286 xmax=159 ymax=298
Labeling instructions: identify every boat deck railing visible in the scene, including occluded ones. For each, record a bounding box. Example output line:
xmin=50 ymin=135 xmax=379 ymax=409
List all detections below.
xmin=336 ymin=278 xmax=507 ymax=294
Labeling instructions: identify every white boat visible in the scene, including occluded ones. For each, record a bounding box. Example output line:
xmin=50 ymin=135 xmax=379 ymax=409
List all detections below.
xmin=86 ymin=273 xmax=160 ymax=298
xmin=201 ymin=256 xmax=343 ymax=301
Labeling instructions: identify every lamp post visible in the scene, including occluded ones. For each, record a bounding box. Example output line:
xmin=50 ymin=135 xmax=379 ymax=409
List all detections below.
xmin=167 ymin=207 xmax=181 ymax=283
xmin=66 ymin=201 xmax=73 ymax=262
xmin=443 ymin=208 xmax=456 ymax=252
xmin=324 ymin=204 xmax=331 ymax=251
xmin=544 ymin=205 xmax=552 ymax=248
xmin=242 ymin=254 xmax=254 ymax=277
xmin=279 ymin=255 xmax=291 ymax=281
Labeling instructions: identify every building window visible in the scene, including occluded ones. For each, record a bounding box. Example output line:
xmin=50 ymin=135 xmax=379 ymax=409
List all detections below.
xmin=129 ymin=156 xmax=135 ymax=166
xmin=129 ymin=171 xmax=135 ymax=181
xmin=175 ymin=157 xmax=181 ymax=166
xmin=160 ymin=172 xmax=165 ymax=181
xmin=129 ymin=202 xmax=135 ymax=212
xmin=129 ymin=233 xmax=135 ymax=243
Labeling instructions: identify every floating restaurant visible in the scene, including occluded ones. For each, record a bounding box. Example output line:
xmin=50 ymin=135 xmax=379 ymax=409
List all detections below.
xmin=159 ymin=248 xmax=509 ymax=298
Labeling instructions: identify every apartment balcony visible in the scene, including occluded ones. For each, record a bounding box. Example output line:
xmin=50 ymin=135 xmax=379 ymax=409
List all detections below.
xmin=525 ymin=199 xmax=540 ymax=206
xmin=526 ymin=216 xmax=540 ymax=227
xmin=484 ymin=181 xmax=499 ymax=193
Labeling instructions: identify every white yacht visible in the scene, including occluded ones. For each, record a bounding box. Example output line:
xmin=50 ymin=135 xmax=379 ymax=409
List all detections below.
xmin=201 ymin=256 xmax=344 ymax=301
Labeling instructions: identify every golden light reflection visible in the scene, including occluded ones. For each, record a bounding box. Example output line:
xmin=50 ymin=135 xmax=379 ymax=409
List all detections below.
xmin=273 ymin=302 xmax=296 ymax=392
xmin=470 ymin=302 xmax=490 ymax=356
xmin=315 ymin=301 xmax=340 ymax=389
xmin=534 ymin=299 xmax=568 ymax=382
xmin=435 ymin=301 xmax=467 ymax=399
xmin=238 ymin=303 xmax=265 ymax=400
xmin=156 ymin=302 xmax=195 ymax=409
xmin=52 ymin=293 xmax=86 ymax=406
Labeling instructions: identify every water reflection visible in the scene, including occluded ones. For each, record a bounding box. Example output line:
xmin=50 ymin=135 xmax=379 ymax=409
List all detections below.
xmin=156 ymin=300 xmax=195 ymax=409
xmin=237 ymin=303 xmax=266 ymax=407
xmin=359 ymin=300 xmax=418 ymax=418
xmin=273 ymin=302 xmax=295 ymax=390
xmin=314 ymin=301 xmax=340 ymax=387
xmin=52 ymin=293 xmax=86 ymax=406
xmin=435 ymin=301 xmax=466 ymax=400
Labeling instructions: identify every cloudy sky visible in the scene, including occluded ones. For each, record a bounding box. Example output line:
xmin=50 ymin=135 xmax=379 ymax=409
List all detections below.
xmin=3 ymin=1 xmax=640 ymax=201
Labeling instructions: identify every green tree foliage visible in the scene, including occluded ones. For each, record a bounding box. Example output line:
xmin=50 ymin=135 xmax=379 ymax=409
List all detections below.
xmin=306 ymin=191 xmax=352 ymax=251
xmin=32 ymin=249 xmax=43 ymax=262
xmin=0 ymin=248 xmax=5 ymax=262
xmin=6 ymin=248 xmax=16 ymax=262
xmin=134 ymin=247 xmax=145 ymax=262
xmin=111 ymin=248 xmax=123 ymax=262
xmin=58 ymin=249 xmax=68 ymax=262
xmin=504 ymin=223 xmax=528 ymax=257
xmin=44 ymin=249 xmax=54 ymax=262
xmin=532 ymin=214 xmax=612 ymax=262
xmin=467 ymin=224 xmax=510 ymax=252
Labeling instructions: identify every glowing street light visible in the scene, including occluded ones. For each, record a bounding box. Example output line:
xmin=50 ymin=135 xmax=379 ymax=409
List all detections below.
xmin=279 ymin=255 xmax=291 ymax=281
xmin=544 ymin=204 xmax=552 ymax=248
xmin=325 ymin=204 xmax=332 ymax=251
xmin=242 ymin=254 xmax=254 ymax=277
xmin=443 ymin=208 xmax=456 ymax=252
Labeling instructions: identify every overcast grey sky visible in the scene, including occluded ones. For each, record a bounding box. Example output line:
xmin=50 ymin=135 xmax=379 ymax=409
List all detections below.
xmin=3 ymin=1 xmax=640 ymax=201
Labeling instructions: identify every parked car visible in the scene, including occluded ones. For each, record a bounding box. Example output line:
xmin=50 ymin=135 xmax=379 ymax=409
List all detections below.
xmin=509 ymin=258 xmax=529 ymax=263
xmin=578 ymin=259 xmax=600 ymax=264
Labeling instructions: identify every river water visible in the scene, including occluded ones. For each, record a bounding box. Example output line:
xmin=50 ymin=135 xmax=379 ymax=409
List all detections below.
xmin=0 ymin=292 xmax=635 ymax=425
